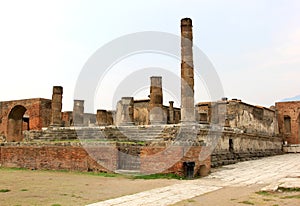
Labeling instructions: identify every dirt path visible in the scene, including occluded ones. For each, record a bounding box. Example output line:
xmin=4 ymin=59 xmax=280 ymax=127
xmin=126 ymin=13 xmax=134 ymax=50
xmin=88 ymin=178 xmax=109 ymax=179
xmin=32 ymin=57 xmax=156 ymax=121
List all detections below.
xmin=0 ymin=168 xmax=179 ymax=206
xmin=2 ymin=169 xmax=300 ymax=206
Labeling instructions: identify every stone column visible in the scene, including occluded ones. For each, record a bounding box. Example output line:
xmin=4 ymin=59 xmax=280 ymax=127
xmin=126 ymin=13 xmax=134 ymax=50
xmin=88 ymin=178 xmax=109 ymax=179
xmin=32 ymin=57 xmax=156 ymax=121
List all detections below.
xmin=181 ymin=18 xmax=195 ymax=124
xmin=50 ymin=86 xmax=63 ymax=126
xmin=168 ymin=101 xmax=175 ymax=124
xmin=149 ymin=76 xmax=164 ymax=124
xmin=73 ymin=100 xmax=84 ymax=126
xmin=120 ymin=97 xmax=134 ymax=126
xmin=97 ymin=109 xmax=107 ymax=126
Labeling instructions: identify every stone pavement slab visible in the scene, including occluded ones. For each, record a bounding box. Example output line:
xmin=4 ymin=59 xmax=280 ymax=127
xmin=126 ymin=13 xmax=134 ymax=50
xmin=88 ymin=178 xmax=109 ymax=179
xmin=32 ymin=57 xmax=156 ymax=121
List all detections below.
xmin=87 ymin=154 xmax=300 ymax=206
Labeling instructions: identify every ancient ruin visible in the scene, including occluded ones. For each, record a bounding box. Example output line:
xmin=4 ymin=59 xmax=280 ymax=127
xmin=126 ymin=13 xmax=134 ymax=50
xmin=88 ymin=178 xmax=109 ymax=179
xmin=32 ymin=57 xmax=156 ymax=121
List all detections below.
xmin=0 ymin=18 xmax=297 ymax=177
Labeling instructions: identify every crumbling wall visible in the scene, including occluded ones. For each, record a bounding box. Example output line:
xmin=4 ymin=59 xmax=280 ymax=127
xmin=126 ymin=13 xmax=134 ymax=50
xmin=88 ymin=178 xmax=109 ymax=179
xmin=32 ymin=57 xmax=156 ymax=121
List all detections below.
xmin=196 ymin=100 xmax=278 ymax=136
xmin=226 ymin=101 xmax=278 ymax=135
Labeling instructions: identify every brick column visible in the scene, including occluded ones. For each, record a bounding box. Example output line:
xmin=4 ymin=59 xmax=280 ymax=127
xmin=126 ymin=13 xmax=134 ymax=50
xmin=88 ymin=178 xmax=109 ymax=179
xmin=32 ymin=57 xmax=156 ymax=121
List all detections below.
xmin=149 ymin=76 xmax=164 ymax=124
xmin=97 ymin=109 xmax=107 ymax=126
xmin=181 ymin=18 xmax=195 ymax=124
xmin=73 ymin=100 xmax=84 ymax=126
xmin=50 ymin=86 xmax=63 ymax=127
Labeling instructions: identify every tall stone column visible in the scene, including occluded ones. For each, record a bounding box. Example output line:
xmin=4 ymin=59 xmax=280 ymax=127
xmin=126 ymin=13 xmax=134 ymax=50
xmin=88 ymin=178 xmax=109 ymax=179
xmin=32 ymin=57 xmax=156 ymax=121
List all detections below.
xmin=168 ymin=101 xmax=175 ymax=124
xmin=181 ymin=18 xmax=195 ymax=124
xmin=73 ymin=100 xmax=84 ymax=126
xmin=50 ymin=86 xmax=63 ymax=126
xmin=120 ymin=97 xmax=134 ymax=126
xmin=149 ymin=76 xmax=164 ymax=124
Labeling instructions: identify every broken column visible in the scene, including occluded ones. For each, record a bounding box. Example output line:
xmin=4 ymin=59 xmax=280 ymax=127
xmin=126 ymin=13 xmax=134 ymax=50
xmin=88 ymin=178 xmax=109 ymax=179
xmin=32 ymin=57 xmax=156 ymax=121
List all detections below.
xmin=50 ymin=86 xmax=63 ymax=126
xmin=73 ymin=100 xmax=84 ymax=126
xmin=120 ymin=97 xmax=134 ymax=126
xmin=181 ymin=18 xmax=195 ymax=124
xmin=149 ymin=76 xmax=164 ymax=124
xmin=168 ymin=101 xmax=175 ymax=124
xmin=97 ymin=109 xmax=108 ymax=126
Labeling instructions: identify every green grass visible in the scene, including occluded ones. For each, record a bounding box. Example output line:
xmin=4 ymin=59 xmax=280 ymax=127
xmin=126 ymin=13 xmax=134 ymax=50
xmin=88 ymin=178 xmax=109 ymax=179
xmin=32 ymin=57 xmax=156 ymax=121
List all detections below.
xmin=0 ymin=166 xmax=120 ymax=178
xmin=20 ymin=189 xmax=28 ymax=191
xmin=0 ymin=189 xmax=10 ymax=193
xmin=132 ymin=173 xmax=183 ymax=180
xmin=255 ymin=191 xmax=272 ymax=196
xmin=238 ymin=200 xmax=255 ymax=205
xmin=51 ymin=204 xmax=62 ymax=206
xmin=281 ymin=194 xmax=300 ymax=199
xmin=278 ymin=187 xmax=300 ymax=192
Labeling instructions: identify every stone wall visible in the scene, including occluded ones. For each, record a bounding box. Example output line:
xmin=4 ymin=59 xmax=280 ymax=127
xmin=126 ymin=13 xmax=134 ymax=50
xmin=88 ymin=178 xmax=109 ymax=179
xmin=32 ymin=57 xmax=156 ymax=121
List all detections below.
xmin=196 ymin=99 xmax=278 ymax=136
xmin=283 ymin=145 xmax=300 ymax=153
xmin=209 ymin=128 xmax=283 ymax=167
xmin=276 ymin=101 xmax=300 ymax=144
xmin=134 ymin=100 xmax=150 ymax=125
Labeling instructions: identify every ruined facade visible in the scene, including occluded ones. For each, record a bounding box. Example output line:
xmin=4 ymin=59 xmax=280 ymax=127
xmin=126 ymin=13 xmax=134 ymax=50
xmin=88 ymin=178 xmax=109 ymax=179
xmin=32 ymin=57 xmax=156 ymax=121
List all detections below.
xmin=196 ymin=99 xmax=279 ymax=136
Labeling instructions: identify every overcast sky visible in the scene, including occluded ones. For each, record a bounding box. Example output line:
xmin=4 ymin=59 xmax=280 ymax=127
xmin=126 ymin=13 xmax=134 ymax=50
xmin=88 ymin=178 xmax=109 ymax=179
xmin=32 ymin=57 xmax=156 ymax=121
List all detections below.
xmin=0 ymin=0 xmax=299 ymax=112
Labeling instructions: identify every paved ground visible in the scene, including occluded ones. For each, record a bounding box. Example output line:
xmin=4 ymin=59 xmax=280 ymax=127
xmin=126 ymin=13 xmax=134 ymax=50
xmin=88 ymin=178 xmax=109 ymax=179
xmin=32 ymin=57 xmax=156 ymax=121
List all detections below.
xmin=87 ymin=154 xmax=300 ymax=206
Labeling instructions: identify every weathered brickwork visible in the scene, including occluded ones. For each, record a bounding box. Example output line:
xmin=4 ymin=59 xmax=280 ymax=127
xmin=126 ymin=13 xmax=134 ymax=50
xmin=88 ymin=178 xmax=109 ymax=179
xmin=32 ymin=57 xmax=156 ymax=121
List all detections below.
xmin=276 ymin=101 xmax=300 ymax=144
xmin=0 ymin=98 xmax=51 ymax=142
xmin=0 ymin=143 xmax=116 ymax=172
xmin=141 ymin=146 xmax=211 ymax=177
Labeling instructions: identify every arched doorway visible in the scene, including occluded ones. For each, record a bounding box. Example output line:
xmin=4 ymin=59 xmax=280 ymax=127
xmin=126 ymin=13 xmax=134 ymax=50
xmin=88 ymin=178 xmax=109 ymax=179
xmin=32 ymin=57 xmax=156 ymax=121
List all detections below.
xmin=7 ymin=105 xmax=27 ymax=142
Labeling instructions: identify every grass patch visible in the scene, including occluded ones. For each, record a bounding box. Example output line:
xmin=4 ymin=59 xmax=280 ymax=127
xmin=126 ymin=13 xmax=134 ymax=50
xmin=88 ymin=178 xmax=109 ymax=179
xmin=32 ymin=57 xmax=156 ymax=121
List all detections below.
xmin=262 ymin=198 xmax=273 ymax=201
xmin=20 ymin=189 xmax=28 ymax=191
xmin=278 ymin=187 xmax=300 ymax=192
xmin=0 ymin=166 xmax=120 ymax=178
xmin=51 ymin=204 xmax=62 ymax=206
xmin=187 ymin=199 xmax=196 ymax=203
xmin=255 ymin=191 xmax=272 ymax=196
xmin=132 ymin=173 xmax=182 ymax=180
xmin=281 ymin=194 xmax=300 ymax=199
xmin=0 ymin=189 xmax=10 ymax=193
xmin=238 ymin=200 xmax=255 ymax=205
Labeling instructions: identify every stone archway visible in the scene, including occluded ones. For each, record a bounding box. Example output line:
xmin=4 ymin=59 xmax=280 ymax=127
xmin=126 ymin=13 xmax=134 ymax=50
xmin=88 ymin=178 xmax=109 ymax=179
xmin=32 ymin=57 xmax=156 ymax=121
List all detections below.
xmin=7 ymin=105 xmax=27 ymax=142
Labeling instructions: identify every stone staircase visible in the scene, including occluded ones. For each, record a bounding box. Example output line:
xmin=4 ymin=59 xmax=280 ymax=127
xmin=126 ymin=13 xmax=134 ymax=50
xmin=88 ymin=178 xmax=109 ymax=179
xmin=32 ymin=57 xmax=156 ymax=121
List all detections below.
xmin=25 ymin=125 xmax=177 ymax=142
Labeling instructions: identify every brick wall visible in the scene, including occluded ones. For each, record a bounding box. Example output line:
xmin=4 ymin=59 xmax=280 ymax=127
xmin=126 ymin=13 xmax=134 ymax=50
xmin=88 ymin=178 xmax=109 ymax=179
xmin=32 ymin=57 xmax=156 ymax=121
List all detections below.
xmin=0 ymin=98 xmax=51 ymax=141
xmin=0 ymin=143 xmax=115 ymax=172
xmin=276 ymin=101 xmax=300 ymax=144
xmin=141 ymin=146 xmax=211 ymax=177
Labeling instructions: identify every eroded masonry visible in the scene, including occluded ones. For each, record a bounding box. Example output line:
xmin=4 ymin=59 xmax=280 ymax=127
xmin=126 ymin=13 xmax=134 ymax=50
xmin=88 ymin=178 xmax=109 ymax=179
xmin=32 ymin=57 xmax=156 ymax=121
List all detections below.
xmin=0 ymin=18 xmax=298 ymax=177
